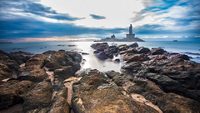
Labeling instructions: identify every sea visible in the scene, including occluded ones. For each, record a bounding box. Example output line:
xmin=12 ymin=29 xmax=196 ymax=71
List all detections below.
xmin=0 ymin=39 xmax=200 ymax=72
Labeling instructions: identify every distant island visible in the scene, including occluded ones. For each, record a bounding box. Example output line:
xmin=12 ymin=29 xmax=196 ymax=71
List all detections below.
xmin=0 ymin=41 xmax=12 ymax=44
xmin=96 ymin=24 xmax=144 ymax=42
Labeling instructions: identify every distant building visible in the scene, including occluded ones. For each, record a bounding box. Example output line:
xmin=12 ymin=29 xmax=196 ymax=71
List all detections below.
xmin=96 ymin=24 xmax=144 ymax=42
xmin=111 ymin=34 xmax=116 ymax=39
xmin=126 ymin=24 xmax=135 ymax=38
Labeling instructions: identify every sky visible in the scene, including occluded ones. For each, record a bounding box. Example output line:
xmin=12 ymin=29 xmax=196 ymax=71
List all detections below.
xmin=0 ymin=0 xmax=199 ymax=39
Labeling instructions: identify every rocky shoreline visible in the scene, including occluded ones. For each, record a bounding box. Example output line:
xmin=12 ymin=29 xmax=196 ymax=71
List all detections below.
xmin=0 ymin=42 xmax=200 ymax=113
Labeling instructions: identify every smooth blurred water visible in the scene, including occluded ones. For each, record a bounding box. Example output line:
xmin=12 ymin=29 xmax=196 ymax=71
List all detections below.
xmin=0 ymin=40 xmax=200 ymax=72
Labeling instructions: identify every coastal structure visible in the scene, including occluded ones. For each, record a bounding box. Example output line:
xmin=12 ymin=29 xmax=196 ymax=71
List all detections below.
xmin=126 ymin=24 xmax=135 ymax=38
xmin=97 ymin=24 xmax=144 ymax=42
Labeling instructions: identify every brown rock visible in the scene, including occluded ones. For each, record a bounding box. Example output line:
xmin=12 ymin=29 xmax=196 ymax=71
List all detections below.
xmin=72 ymin=69 xmax=159 ymax=113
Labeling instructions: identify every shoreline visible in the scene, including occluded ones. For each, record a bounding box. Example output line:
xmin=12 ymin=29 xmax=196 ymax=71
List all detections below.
xmin=0 ymin=42 xmax=200 ymax=112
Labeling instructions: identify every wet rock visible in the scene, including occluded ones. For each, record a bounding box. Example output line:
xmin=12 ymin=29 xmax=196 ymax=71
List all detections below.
xmin=118 ymin=44 xmax=129 ymax=51
xmin=95 ymin=51 xmax=108 ymax=60
xmin=81 ymin=52 xmax=89 ymax=55
xmin=170 ymin=53 xmax=190 ymax=60
xmin=136 ymin=47 xmax=150 ymax=54
xmin=91 ymin=43 xmax=109 ymax=51
xmin=72 ymin=69 xmax=159 ymax=113
xmin=151 ymin=48 xmax=166 ymax=55
xmin=10 ymin=51 xmax=33 ymax=65
xmin=114 ymin=59 xmax=120 ymax=63
xmin=54 ymin=66 xmax=79 ymax=80
xmin=128 ymin=43 xmax=138 ymax=48
xmin=123 ymin=54 xmax=149 ymax=62
xmin=121 ymin=62 xmax=142 ymax=73
xmin=103 ymin=46 xmax=119 ymax=59
xmin=119 ymin=48 xmax=137 ymax=54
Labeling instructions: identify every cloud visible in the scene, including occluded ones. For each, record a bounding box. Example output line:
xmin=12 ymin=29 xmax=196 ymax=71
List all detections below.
xmin=90 ymin=14 xmax=106 ymax=20
xmin=0 ymin=0 xmax=126 ymax=38
xmin=0 ymin=0 xmax=82 ymax=21
xmin=0 ymin=0 xmax=199 ymax=39
xmin=131 ymin=0 xmax=200 ymax=35
xmin=0 ymin=18 xmax=125 ymax=38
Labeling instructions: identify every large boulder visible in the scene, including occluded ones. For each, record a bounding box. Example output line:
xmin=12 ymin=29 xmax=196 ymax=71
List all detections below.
xmin=128 ymin=43 xmax=138 ymax=48
xmin=0 ymin=50 xmax=19 ymax=80
xmin=24 ymin=54 xmax=48 ymax=81
xmin=95 ymin=51 xmax=108 ymax=60
xmin=127 ymin=79 xmax=200 ymax=113
xmin=72 ymin=69 xmax=159 ymax=113
xmin=136 ymin=47 xmax=150 ymax=54
xmin=170 ymin=53 xmax=190 ymax=60
xmin=122 ymin=53 xmax=149 ymax=62
xmin=10 ymin=51 xmax=33 ymax=65
xmin=118 ymin=44 xmax=129 ymax=51
xmin=151 ymin=48 xmax=166 ymax=55
xmin=91 ymin=43 xmax=109 ymax=51
xmin=49 ymin=88 xmax=70 ymax=113
xmin=0 ymin=80 xmax=34 ymax=110
xmin=23 ymin=80 xmax=53 ymax=112
xmin=44 ymin=50 xmax=81 ymax=71
xmin=121 ymin=62 xmax=142 ymax=73
xmin=105 ymin=70 xmax=200 ymax=113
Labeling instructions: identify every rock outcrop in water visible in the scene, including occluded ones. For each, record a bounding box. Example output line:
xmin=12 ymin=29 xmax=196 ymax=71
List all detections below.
xmin=1 ymin=41 xmax=200 ymax=113
xmin=90 ymin=42 xmax=200 ymax=112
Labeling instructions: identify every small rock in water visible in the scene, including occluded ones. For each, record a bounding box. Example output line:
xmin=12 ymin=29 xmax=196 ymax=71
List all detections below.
xmin=57 ymin=44 xmax=66 ymax=46
xmin=68 ymin=45 xmax=76 ymax=47
xmin=114 ymin=59 xmax=120 ymax=63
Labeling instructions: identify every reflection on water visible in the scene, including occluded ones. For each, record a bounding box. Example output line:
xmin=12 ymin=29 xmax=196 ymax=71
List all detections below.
xmin=0 ymin=41 xmax=200 ymax=72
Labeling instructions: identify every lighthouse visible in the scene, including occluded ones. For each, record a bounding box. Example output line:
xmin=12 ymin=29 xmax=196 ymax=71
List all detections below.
xmin=126 ymin=24 xmax=135 ymax=38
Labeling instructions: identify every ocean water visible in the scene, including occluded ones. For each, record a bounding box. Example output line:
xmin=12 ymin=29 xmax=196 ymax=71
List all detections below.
xmin=0 ymin=40 xmax=200 ymax=72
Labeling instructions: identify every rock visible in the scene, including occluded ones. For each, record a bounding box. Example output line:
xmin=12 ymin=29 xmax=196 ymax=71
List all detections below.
xmin=43 ymin=50 xmax=81 ymax=73
xmin=81 ymin=52 xmax=89 ymax=55
xmin=0 ymin=80 xmax=34 ymax=109
xmin=123 ymin=53 xmax=149 ymax=62
xmin=24 ymin=54 xmax=48 ymax=81
xmin=136 ymin=47 xmax=150 ymax=54
xmin=72 ymin=69 xmax=159 ymax=113
xmin=120 ymin=48 xmax=137 ymax=54
xmin=170 ymin=53 xmax=190 ymax=60
xmin=68 ymin=44 xmax=76 ymax=47
xmin=49 ymin=88 xmax=70 ymax=113
xmin=128 ymin=43 xmax=138 ymax=48
xmin=106 ymin=70 xmax=121 ymax=79
xmin=0 ymin=63 xmax=14 ymax=81
xmin=57 ymin=44 xmax=65 ymax=46
xmin=10 ymin=51 xmax=33 ymax=65
xmin=103 ymin=46 xmax=119 ymax=59
xmin=0 ymin=50 xmax=19 ymax=80
xmin=91 ymin=43 xmax=109 ymax=51
xmin=121 ymin=62 xmax=142 ymax=73
xmin=54 ymin=66 xmax=79 ymax=80
xmin=151 ymin=48 xmax=166 ymax=55
xmin=118 ymin=44 xmax=129 ymax=51
xmin=114 ymin=59 xmax=120 ymax=63
xmin=23 ymin=80 xmax=53 ymax=112
xmin=127 ymin=79 xmax=200 ymax=113
xmin=95 ymin=51 xmax=108 ymax=60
